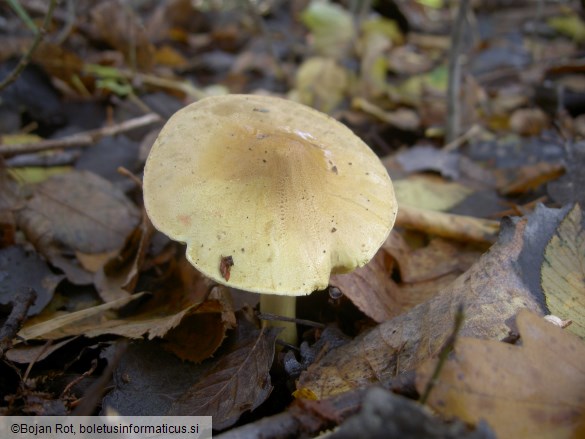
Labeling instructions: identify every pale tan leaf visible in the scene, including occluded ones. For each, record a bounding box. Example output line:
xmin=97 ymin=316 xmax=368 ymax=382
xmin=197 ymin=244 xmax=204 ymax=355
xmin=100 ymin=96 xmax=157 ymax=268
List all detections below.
xmin=541 ymin=203 xmax=585 ymax=339
xmin=416 ymin=310 xmax=585 ymax=439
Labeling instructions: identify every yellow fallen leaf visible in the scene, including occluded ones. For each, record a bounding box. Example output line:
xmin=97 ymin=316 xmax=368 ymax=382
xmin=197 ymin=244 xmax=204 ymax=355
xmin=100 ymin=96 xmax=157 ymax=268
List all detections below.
xmin=416 ymin=309 xmax=585 ymax=439
xmin=541 ymin=203 xmax=585 ymax=339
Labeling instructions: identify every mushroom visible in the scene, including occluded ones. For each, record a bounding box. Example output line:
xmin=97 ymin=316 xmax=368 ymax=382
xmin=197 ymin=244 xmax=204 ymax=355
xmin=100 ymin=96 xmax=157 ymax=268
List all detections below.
xmin=143 ymin=94 xmax=397 ymax=344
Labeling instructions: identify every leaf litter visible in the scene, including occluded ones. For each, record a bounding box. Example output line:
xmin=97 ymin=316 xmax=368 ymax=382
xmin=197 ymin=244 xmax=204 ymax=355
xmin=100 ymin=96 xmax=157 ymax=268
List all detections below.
xmin=1 ymin=0 xmax=585 ymax=436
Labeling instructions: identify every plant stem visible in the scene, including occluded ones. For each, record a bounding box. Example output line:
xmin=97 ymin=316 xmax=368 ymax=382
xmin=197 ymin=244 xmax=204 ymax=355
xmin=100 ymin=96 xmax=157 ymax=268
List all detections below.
xmin=0 ymin=0 xmax=58 ymax=92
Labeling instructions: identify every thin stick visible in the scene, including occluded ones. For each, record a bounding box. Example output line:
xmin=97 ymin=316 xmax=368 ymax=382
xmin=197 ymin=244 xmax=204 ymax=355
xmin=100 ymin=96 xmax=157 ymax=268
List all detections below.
xmin=446 ymin=0 xmax=470 ymax=144
xmin=442 ymin=124 xmax=481 ymax=152
xmin=0 ymin=113 xmax=161 ymax=157
xmin=117 ymin=166 xmax=143 ymax=189
xmin=0 ymin=0 xmax=58 ymax=92
xmin=0 ymin=287 xmax=37 ymax=357
xmin=258 ymin=312 xmax=325 ymax=329
xmin=419 ymin=303 xmax=464 ymax=404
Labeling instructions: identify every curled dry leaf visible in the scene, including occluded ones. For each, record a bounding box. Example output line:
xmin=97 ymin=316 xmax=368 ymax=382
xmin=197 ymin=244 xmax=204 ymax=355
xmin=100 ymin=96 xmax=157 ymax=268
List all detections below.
xmin=94 ymin=211 xmax=154 ymax=302
xmin=163 ymin=285 xmax=236 ymax=363
xmin=331 ymin=234 xmax=481 ymax=322
xmin=329 ymin=245 xmax=396 ymax=322
xmin=298 ymin=215 xmax=543 ymax=399
xmin=169 ymin=317 xmax=279 ymax=430
xmin=386 ymin=234 xmax=481 ymax=284
xmin=396 ymin=204 xmax=500 ymax=244
xmin=416 ymin=309 xmax=585 ymax=439
xmin=16 ymin=257 xmax=234 ymax=347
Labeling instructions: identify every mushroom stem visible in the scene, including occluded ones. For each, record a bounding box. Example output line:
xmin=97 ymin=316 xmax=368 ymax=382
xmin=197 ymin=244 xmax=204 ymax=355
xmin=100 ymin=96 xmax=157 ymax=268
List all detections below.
xmin=260 ymin=295 xmax=297 ymax=345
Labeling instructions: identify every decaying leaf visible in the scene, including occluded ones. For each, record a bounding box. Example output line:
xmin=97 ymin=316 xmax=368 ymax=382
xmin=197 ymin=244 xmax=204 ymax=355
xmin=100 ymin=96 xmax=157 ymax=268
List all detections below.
xmin=329 ymin=387 xmax=493 ymax=439
xmin=169 ymin=317 xmax=279 ymax=430
xmin=396 ymin=204 xmax=499 ymax=244
xmin=300 ymin=0 xmax=354 ymax=59
xmin=331 ymin=233 xmax=480 ymax=322
xmin=330 ymin=245 xmax=396 ymax=322
xmin=16 ymin=256 xmax=234 ymax=346
xmin=386 ymin=234 xmax=481 ymax=284
xmin=163 ymin=286 xmax=236 ymax=363
xmin=416 ymin=309 xmax=585 ymax=439
xmin=94 ymin=212 xmax=154 ymax=302
xmin=297 ymin=214 xmax=543 ymax=399
xmin=509 ymin=107 xmax=549 ymax=136
xmin=541 ymin=203 xmax=585 ymax=339
xmin=0 ymin=245 xmax=63 ymax=316
xmin=352 ymin=97 xmax=420 ymax=131
xmin=293 ymin=57 xmax=349 ymax=113
xmin=16 ymin=170 xmax=140 ymax=284
xmin=90 ymin=0 xmax=155 ymax=70
xmin=393 ymin=174 xmax=474 ymax=212
xmin=102 ymin=341 xmax=206 ymax=416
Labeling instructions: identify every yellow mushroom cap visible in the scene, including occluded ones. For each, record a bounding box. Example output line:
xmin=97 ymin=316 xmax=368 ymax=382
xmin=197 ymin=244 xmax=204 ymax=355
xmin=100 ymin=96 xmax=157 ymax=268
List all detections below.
xmin=143 ymin=95 xmax=397 ymax=295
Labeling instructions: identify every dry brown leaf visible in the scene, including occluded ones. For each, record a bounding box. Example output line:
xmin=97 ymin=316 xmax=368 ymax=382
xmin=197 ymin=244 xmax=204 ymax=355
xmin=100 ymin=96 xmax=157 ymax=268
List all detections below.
xmin=163 ymin=313 xmax=228 ymax=363
xmin=416 ymin=309 xmax=585 ymax=439
xmin=329 ymin=246 xmax=396 ymax=322
xmin=169 ymin=318 xmax=279 ymax=430
xmin=94 ymin=212 xmax=154 ymax=302
xmin=163 ymin=286 xmax=236 ymax=363
xmin=331 ymin=234 xmax=480 ymax=322
xmin=386 ymin=235 xmax=481 ymax=284
xmin=90 ymin=0 xmax=155 ymax=71
xmin=509 ymin=108 xmax=549 ymax=136
xmin=16 ymin=170 xmax=140 ymax=284
xmin=297 ymin=216 xmax=543 ymax=399
xmin=498 ymin=162 xmax=565 ymax=196
xmin=352 ymin=97 xmax=421 ymax=131
xmin=16 ymin=257 xmax=233 ymax=343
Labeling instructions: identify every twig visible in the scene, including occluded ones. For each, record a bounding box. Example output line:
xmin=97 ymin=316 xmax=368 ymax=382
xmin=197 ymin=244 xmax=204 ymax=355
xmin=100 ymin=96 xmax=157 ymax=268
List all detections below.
xmin=446 ymin=0 xmax=470 ymax=144
xmin=395 ymin=204 xmax=500 ymax=245
xmin=7 ymin=0 xmax=38 ymax=33
xmin=0 ymin=0 xmax=58 ymax=92
xmin=23 ymin=340 xmax=53 ymax=382
xmin=442 ymin=124 xmax=481 ymax=152
xmin=0 ymin=113 xmax=161 ymax=157
xmin=6 ymin=150 xmax=80 ymax=167
xmin=60 ymin=358 xmax=98 ymax=399
xmin=117 ymin=166 xmax=143 ymax=189
xmin=54 ymin=0 xmax=75 ymax=45
xmin=0 ymin=287 xmax=37 ymax=357
xmin=258 ymin=312 xmax=325 ymax=329
xmin=419 ymin=303 xmax=464 ymax=404
xmin=72 ymin=340 xmax=128 ymax=415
